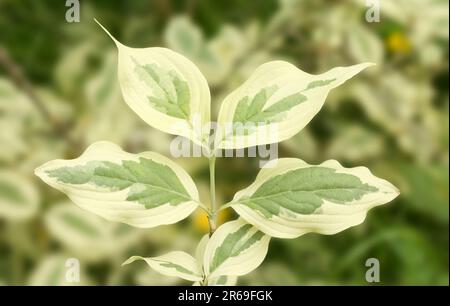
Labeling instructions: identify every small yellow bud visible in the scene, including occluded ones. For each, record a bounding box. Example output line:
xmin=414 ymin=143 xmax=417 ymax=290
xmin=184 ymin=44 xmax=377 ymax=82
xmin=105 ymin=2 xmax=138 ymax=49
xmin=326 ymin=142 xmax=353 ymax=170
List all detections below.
xmin=192 ymin=208 xmax=232 ymax=233
xmin=386 ymin=32 xmax=411 ymax=54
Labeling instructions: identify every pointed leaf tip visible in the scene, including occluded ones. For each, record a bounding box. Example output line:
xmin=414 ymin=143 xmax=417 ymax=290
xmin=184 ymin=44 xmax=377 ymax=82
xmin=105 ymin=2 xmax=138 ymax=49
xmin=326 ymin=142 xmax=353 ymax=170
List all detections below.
xmin=94 ymin=18 xmax=122 ymax=47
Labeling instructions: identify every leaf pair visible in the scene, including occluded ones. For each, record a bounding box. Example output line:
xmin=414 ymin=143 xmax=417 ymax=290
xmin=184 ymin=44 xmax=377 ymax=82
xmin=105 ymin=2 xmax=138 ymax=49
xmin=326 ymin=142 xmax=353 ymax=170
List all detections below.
xmin=94 ymin=20 xmax=374 ymax=152
xmin=123 ymin=219 xmax=270 ymax=285
xmin=34 ymin=140 xmax=399 ymax=237
xmin=33 ymin=20 xmax=400 ymax=285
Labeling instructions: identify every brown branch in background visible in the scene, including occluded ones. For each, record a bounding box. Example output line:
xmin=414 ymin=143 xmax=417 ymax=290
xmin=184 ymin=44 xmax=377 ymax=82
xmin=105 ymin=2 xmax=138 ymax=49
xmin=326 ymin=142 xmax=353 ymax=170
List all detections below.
xmin=0 ymin=47 xmax=79 ymax=148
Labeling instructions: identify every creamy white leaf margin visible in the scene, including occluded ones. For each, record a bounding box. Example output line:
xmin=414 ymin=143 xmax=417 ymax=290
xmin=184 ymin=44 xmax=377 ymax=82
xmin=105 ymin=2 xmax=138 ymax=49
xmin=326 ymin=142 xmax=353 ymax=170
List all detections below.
xmin=34 ymin=141 xmax=199 ymax=228
xmin=95 ymin=19 xmax=211 ymax=148
xmin=192 ymin=234 xmax=239 ymax=285
xmin=203 ymin=218 xmax=271 ymax=279
xmin=215 ymin=61 xmax=374 ymax=149
xmin=123 ymin=251 xmax=203 ymax=282
xmin=230 ymin=158 xmax=400 ymax=239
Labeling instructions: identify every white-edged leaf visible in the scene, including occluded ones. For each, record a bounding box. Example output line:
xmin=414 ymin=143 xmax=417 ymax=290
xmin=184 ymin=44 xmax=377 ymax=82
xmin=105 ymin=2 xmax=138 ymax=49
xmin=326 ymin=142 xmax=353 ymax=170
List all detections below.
xmin=203 ymin=218 xmax=270 ymax=278
xmin=214 ymin=61 xmax=374 ymax=149
xmin=123 ymin=251 xmax=203 ymax=282
xmin=0 ymin=170 xmax=39 ymax=221
xmin=96 ymin=20 xmax=211 ymax=148
xmin=35 ymin=141 xmax=199 ymax=228
xmin=195 ymin=234 xmax=209 ymax=264
xmin=192 ymin=235 xmax=238 ymax=285
xmin=230 ymin=158 xmax=400 ymax=239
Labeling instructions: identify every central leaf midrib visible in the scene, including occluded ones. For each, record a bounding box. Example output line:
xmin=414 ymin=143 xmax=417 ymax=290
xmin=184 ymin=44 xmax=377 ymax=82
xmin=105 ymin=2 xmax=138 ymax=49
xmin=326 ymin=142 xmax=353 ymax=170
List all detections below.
xmin=245 ymin=186 xmax=375 ymax=203
xmin=91 ymin=172 xmax=191 ymax=202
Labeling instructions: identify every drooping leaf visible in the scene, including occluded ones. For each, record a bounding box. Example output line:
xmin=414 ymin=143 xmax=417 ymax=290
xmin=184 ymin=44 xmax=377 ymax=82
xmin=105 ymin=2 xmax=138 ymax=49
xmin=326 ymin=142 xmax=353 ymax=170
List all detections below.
xmin=35 ymin=141 xmax=200 ymax=228
xmin=203 ymin=219 xmax=270 ymax=278
xmin=230 ymin=159 xmax=399 ymax=239
xmin=215 ymin=61 xmax=374 ymax=149
xmin=123 ymin=251 xmax=203 ymax=282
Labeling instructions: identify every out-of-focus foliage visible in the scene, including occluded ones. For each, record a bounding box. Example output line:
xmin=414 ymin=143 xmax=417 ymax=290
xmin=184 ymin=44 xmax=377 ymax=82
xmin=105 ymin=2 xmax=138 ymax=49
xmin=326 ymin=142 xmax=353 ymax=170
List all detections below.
xmin=0 ymin=0 xmax=448 ymax=285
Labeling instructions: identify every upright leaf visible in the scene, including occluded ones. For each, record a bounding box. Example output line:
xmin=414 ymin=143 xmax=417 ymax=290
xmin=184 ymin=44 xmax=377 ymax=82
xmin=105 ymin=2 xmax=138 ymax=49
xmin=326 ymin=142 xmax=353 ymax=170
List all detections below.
xmin=215 ymin=61 xmax=374 ymax=149
xmin=230 ymin=159 xmax=399 ymax=239
xmin=96 ymin=20 xmax=211 ymax=148
xmin=203 ymin=219 xmax=270 ymax=278
xmin=47 ymin=203 xmax=143 ymax=262
xmin=35 ymin=141 xmax=200 ymax=228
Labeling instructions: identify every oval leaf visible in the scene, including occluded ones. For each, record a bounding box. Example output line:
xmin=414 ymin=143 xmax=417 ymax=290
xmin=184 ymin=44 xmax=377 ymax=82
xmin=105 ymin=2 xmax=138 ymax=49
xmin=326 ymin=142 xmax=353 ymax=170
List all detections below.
xmin=215 ymin=61 xmax=374 ymax=149
xmin=96 ymin=20 xmax=211 ymax=148
xmin=230 ymin=159 xmax=400 ymax=239
xmin=123 ymin=251 xmax=203 ymax=282
xmin=35 ymin=141 xmax=199 ymax=228
xmin=203 ymin=219 xmax=270 ymax=278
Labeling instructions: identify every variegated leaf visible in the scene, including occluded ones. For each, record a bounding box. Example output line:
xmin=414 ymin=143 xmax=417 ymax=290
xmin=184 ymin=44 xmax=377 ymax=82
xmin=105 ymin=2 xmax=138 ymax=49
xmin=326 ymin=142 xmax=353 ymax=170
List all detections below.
xmin=230 ymin=158 xmax=400 ymax=239
xmin=35 ymin=141 xmax=199 ymax=228
xmin=215 ymin=61 xmax=374 ymax=149
xmin=0 ymin=170 xmax=39 ymax=221
xmin=123 ymin=251 xmax=203 ymax=282
xmin=207 ymin=275 xmax=238 ymax=286
xmin=96 ymin=20 xmax=211 ymax=148
xmin=203 ymin=219 xmax=270 ymax=278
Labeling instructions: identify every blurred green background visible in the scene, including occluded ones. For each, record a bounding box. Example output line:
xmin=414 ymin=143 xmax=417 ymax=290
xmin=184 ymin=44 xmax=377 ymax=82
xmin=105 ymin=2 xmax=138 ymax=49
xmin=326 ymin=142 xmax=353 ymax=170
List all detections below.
xmin=0 ymin=0 xmax=448 ymax=285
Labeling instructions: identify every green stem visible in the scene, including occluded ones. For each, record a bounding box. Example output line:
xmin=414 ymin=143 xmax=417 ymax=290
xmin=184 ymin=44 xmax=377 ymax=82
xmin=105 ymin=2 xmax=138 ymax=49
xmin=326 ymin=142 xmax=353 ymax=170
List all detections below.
xmin=208 ymin=155 xmax=217 ymax=236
